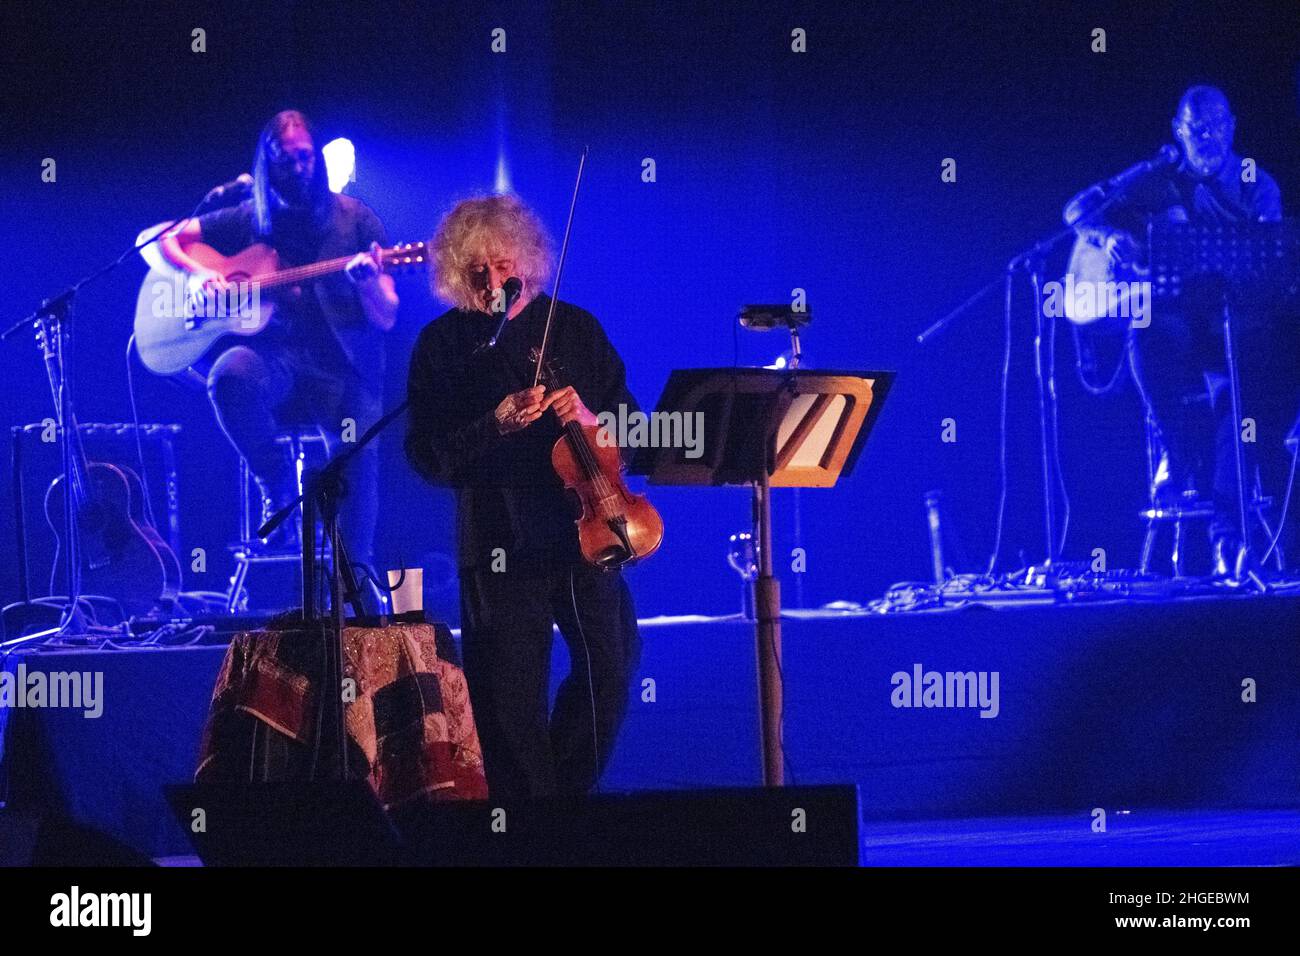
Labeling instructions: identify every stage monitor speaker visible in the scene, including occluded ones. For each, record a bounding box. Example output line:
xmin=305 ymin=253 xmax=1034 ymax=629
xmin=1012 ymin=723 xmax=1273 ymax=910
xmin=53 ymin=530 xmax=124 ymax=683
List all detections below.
xmin=164 ymin=781 xmax=402 ymax=867
xmin=0 ymin=810 xmax=155 ymax=867
xmin=394 ymin=784 xmax=861 ymax=866
xmin=167 ymin=782 xmax=860 ymax=866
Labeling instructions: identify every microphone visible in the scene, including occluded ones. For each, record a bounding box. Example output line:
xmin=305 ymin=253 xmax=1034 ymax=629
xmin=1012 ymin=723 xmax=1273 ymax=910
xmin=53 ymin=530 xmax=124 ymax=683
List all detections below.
xmin=501 ymin=276 xmax=523 ymax=310
xmin=1063 ymin=146 xmax=1180 ymax=227
xmin=201 ymin=173 xmax=254 ymax=206
xmin=482 ymin=276 xmax=525 ymax=351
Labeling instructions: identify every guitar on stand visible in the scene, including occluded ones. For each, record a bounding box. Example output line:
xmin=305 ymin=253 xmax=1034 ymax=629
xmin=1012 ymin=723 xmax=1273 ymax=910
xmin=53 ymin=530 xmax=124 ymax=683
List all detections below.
xmin=32 ymin=306 xmax=182 ymax=618
xmin=131 ymin=223 xmax=427 ymax=375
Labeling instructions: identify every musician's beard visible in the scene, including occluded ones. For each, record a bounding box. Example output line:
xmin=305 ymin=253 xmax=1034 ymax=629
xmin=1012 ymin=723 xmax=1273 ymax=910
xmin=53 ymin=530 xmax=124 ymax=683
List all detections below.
xmin=1184 ymin=143 xmax=1228 ymax=179
xmin=271 ymin=172 xmax=314 ymax=209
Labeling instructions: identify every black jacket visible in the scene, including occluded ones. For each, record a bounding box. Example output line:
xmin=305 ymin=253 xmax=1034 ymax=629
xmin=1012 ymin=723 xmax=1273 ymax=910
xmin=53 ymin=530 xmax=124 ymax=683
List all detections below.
xmin=404 ymin=294 xmax=639 ymax=568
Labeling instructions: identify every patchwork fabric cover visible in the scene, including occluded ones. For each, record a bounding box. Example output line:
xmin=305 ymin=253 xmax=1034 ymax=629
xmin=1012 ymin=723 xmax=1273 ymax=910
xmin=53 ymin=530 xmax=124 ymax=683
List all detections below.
xmin=197 ymin=621 xmax=488 ymax=805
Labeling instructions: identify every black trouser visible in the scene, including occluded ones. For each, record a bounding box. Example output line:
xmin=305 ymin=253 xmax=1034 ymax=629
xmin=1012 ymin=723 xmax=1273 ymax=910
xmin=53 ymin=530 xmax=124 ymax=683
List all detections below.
xmin=1129 ymin=313 xmax=1217 ymax=505
xmin=206 ymin=344 xmax=380 ymax=568
xmin=459 ymin=560 xmax=641 ymax=800
xmin=1132 ymin=309 xmax=1299 ymax=559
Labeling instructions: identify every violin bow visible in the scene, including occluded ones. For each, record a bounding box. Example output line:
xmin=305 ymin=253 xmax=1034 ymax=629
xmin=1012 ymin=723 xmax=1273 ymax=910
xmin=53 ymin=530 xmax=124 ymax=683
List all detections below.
xmin=531 ymin=145 xmax=589 ymax=387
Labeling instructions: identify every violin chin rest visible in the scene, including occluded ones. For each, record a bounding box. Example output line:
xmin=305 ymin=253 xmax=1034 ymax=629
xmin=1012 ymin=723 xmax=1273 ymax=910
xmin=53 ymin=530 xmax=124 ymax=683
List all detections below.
xmin=594 ymin=546 xmax=632 ymax=569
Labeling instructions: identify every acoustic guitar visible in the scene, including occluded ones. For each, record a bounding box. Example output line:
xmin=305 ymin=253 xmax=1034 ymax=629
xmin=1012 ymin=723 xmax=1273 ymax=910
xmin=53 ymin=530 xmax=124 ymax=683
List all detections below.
xmin=133 ymin=224 xmax=426 ymax=375
xmin=34 ymin=317 xmax=182 ymax=615
xmin=1061 ymin=229 xmax=1148 ymax=326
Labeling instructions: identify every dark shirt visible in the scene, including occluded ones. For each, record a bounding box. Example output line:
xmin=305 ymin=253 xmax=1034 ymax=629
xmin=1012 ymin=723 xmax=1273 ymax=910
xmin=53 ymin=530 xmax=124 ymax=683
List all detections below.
xmin=1099 ymin=154 xmax=1281 ymax=236
xmin=404 ymin=294 xmax=639 ymax=569
xmin=198 ymin=194 xmax=390 ymax=395
xmin=1096 ymin=155 xmax=1284 ymax=346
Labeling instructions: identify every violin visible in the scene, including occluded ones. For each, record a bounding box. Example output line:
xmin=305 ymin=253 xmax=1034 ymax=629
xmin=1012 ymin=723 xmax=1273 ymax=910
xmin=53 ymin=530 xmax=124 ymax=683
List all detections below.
xmin=533 ymin=350 xmax=663 ymax=569
xmin=530 ymin=147 xmax=663 ymax=570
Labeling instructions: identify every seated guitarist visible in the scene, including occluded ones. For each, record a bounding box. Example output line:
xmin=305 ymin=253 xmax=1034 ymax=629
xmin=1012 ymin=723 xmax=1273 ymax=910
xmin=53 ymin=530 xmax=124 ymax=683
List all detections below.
xmin=1067 ymin=85 xmax=1291 ymax=575
xmin=160 ymin=110 xmax=398 ymax=565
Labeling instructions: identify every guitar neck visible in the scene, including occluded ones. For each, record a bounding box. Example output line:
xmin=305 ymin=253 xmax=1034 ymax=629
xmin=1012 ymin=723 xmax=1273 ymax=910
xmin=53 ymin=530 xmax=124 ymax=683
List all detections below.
xmin=36 ymin=326 xmax=90 ymax=508
xmin=254 ymin=254 xmax=364 ymax=289
xmin=252 ymin=244 xmax=424 ymax=289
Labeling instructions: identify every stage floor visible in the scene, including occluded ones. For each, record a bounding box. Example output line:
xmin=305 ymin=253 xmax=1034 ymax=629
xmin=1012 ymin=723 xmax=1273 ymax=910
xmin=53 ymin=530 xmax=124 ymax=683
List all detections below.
xmin=4 ymin=592 xmax=1298 ymax=860
xmin=859 ymin=808 xmax=1300 ymax=866
xmin=150 ymin=808 xmax=1300 ymax=867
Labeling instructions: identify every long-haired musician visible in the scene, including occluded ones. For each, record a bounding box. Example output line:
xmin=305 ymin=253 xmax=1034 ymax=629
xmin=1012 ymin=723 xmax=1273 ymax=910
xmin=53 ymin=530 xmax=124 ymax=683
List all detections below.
xmin=159 ymin=110 xmax=398 ymax=564
xmin=404 ymin=194 xmax=642 ymax=800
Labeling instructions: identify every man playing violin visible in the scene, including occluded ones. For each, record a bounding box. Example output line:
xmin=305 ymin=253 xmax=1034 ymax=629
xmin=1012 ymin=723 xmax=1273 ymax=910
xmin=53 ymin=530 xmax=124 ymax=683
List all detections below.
xmin=160 ymin=110 xmax=397 ymax=565
xmin=405 ymin=193 xmax=642 ymax=800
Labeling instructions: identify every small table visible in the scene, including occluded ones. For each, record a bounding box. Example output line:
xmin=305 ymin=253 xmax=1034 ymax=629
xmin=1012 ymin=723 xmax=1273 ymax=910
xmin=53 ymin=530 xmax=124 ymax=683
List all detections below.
xmin=196 ymin=619 xmax=488 ymax=806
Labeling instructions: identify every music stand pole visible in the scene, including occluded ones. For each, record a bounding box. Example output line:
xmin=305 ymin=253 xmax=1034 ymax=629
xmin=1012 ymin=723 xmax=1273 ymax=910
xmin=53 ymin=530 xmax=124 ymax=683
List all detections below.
xmin=638 ymin=367 xmax=891 ymax=788
xmin=1222 ymin=295 xmax=1268 ymax=592
xmin=752 ymin=465 xmax=783 ymax=788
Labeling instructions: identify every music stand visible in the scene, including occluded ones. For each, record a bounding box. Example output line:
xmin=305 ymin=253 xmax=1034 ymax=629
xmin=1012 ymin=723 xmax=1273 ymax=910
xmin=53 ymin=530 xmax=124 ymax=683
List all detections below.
xmin=633 ymin=367 xmax=893 ymax=787
xmin=1149 ymin=219 xmax=1300 ymax=589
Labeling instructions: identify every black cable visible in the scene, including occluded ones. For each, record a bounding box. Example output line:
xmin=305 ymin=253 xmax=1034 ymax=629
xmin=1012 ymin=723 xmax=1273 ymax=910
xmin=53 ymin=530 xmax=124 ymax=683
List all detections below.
xmin=767 ymin=618 xmax=796 ymax=786
xmin=1260 ymin=444 xmax=1298 ymax=566
xmin=568 ymin=566 xmax=603 ymax=795
xmin=985 ymin=271 xmax=1013 ymax=576
xmin=58 ymin=318 xmax=83 ymax=637
xmin=124 ymin=335 xmax=158 ymax=528
xmin=1071 ymin=324 xmax=1129 ymax=396
xmin=1046 ymin=302 xmax=1071 ymax=557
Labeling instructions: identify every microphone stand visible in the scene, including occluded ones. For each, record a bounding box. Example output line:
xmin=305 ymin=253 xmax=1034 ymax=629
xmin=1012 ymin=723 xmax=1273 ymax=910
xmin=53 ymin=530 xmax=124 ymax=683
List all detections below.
xmin=256 ymin=281 xmax=536 ymax=779
xmin=917 ymin=222 xmax=1075 ymax=585
xmin=258 ymin=398 xmax=410 ymax=781
xmin=920 ymin=195 xmax=1144 ymax=582
xmin=477 ymin=281 xmax=523 ymax=353
xmin=0 ymin=293 xmax=83 ymax=649
xmin=917 ymin=162 xmax=1162 ymax=585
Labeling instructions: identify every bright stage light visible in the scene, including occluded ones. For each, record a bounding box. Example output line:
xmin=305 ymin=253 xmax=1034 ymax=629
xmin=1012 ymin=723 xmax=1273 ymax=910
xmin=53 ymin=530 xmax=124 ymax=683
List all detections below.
xmin=322 ymin=137 xmax=355 ymax=193
xmin=494 ymin=152 xmax=512 ymax=194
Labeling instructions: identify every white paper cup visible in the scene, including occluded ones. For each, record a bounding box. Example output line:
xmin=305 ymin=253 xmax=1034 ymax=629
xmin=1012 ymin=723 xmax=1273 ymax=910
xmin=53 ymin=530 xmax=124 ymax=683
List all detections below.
xmin=387 ymin=567 xmax=423 ymax=614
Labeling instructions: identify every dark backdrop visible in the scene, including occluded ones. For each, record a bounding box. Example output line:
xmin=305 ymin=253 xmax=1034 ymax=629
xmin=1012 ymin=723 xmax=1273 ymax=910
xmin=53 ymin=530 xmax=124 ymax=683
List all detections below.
xmin=2 ymin=0 xmax=1298 ymax=622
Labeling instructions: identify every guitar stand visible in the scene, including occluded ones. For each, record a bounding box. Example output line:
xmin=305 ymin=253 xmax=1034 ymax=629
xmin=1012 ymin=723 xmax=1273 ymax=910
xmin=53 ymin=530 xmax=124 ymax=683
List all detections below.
xmin=1 ymin=293 xmax=85 ymax=646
